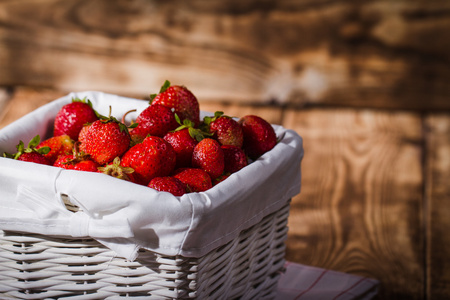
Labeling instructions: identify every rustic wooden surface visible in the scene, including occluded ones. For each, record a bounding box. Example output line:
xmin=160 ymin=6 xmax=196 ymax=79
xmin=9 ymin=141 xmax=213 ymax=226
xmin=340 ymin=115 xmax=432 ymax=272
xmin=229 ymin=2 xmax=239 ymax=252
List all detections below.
xmin=426 ymin=115 xmax=450 ymax=299
xmin=0 ymin=87 xmax=449 ymax=299
xmin=1 ymin=0 xmax=450 ymax=110
xmin=1 ymin=0 xmax=450 ymax=298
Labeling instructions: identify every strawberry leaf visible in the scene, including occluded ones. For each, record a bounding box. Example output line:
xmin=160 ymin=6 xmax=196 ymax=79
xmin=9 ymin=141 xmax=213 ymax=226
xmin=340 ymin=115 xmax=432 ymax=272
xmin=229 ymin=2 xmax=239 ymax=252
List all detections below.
xmin=28 ymin=135 xmax=41 ymax=149
xmin=14 ymin=141 xmax=26 ymax=159
xmin=149 ymin=94 xmax=157 ymax=104
xmin=149 ymin=80 xmax=171 ymax=104
xmin=118 ymin=122 xmax=129 ymax=133
xmin=183 ymin=119 xmax=195 ymax=128
xmin=98 ymin=157 xmax=135 ymax=181
xmin=160 ymin=80 xmax=171 ymax=93
xmin=174 ymin=113 xmax=182 ymax=126
xmin=72 ymin=96 xmax=87 ymax=103
xmin=203 ymin=116 xmax=212 ymax=126
xmin=3 ymin=152 xmax=14 ymax=159
xmin=189 ymin=127 xmax=203 ymax=142
xmin=203 ymin=111 xmax=224 ymax=126
xmin=37 ymin=146 xmax=51 ymax=155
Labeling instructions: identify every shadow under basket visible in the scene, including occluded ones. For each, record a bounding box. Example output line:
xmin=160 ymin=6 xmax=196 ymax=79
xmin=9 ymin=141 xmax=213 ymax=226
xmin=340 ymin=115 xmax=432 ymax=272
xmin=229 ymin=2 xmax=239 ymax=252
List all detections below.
xmin=0 ymin=201 xmax=290 ymax=299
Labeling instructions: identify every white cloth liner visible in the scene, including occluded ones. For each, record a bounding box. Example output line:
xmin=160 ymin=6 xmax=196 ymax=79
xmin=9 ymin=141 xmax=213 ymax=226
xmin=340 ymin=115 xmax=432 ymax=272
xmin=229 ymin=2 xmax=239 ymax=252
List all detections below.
xmin=0 ymin=91 xmax=303 ymax=261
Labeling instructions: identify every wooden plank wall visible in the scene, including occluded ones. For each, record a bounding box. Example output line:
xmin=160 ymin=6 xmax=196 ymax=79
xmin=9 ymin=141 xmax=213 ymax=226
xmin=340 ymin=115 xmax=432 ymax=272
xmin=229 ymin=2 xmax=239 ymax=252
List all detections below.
xmin=2 ymin=86 xmax=449 ymax=299
xmin=0 ymin=0 xmax=449 ymax=109
xmin=1 ymin=1 xmax=450 ymax=299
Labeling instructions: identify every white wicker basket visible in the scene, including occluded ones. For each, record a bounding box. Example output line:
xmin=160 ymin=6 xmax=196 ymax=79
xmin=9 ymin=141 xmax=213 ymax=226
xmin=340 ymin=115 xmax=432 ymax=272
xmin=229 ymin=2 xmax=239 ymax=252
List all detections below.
xmin=0 ymin=202 xmax=290 ymax=299
xmin=0 ymin=91 xmax=303 ymax=299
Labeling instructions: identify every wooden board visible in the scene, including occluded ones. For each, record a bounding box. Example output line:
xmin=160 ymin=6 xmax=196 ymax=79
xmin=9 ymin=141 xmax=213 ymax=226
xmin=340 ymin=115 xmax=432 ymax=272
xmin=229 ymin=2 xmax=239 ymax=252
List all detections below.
xmin=200 ymin=101 xmax=284 ymax=125
xmin=1 ymin=0 xmax=449 ymax=110
xmin=426 ymin=114 xmax=450 ymax=299
xmin=0 ymin=87 xmax=67 ymax=129
xmin=282 ymin=108 xmax=424 ymax=299
xmin=2 ymin=87 xmax=450 ymax=299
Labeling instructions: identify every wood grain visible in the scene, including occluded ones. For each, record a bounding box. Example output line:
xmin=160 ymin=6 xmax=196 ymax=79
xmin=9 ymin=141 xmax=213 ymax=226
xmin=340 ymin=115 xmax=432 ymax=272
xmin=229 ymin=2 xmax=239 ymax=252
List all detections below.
xmin=0 ymin=87 xmax=67 ymax=130
xmin=282 ymin=108 xmax=424 ymax=299
xmin=2 ymin=87 xmax=450 ymax=299
xmin=200 ymin=101 xmax=284 ymax=125
xmin=0 ymin=87 xmax=13 ymax=116
xmin=0 ymin=0 xmax=449 ymax=110
xmin=426 ymin=114 xmax=450 ymax=299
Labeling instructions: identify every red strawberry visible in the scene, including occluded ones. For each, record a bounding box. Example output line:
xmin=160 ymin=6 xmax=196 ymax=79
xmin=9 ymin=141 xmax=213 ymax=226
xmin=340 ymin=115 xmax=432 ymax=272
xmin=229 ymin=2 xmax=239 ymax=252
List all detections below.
xmin=120 ymin=136 xmax=176 ymax=185
xmin=73 ymin=160 xmax=100 ymax=172
xmin=151 ymin=80 xmax=200 ymax=126
xmin=80 ymin=117 xmax=131 ymax=165
xmin=130 ymin=104 xmax=178 ymax=144
xmin=3 ymin=135 xmax=51 ymax=165
xmin=19 ymin=152 xmax=51 ymax=165
xmin=192 ymin=138 xmax=224 ymax=180
xmin=148 ymin=176 xmax=186 ymax=196
xmin=173 ymin=168 xmax=212 ymax=193
xmin=221 ymin=145 xmax=248 ymax=173
xmin=37 ymin=134 xmax=74 ymax=164
xmin=213 ymin=173 xmax=230 ymax=186
xmin=53 ymin=154 xmax=100 ymax=172
xmin=98 ymin=157 xmax=135 ymax=183
xmin=204 ymin=111 xmax=244 ymax=148
xmin=164 ymin=128 xmax=198 ymax=168
xmin=163 ymin=115 xmax=210 ymax=168
xmin=53 ymin=142 xmax=100 ymax=172
xmin=54 ymin=97 xmax=99 ymax=140
xmin=78 ymin=123 xmax=91 ymax=144
xmin=239 ymin=115 xmax=277 ymax=159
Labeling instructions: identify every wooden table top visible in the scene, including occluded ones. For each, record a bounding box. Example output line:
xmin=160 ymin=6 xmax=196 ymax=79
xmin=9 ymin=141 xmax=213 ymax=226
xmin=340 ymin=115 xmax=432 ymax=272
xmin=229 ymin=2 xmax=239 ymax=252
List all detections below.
xmin=1 ymin=87 xmax=449 ymax=300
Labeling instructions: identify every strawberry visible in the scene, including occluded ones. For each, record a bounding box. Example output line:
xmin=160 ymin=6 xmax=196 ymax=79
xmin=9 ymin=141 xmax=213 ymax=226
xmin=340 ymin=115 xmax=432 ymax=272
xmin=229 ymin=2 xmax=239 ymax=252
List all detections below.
xmin=148 ymin=176 xmax=186 ymax=196
xmin=54 ymin=154 xmax=100 ymax=172
xmin=173 ymin=168 xmax=212 ymax=193
xmin=213 ymin=173 xmax=230 ymax=186
xmin=204 ymin=111 xmax=244 ymax=148
xmin=54 ymin=97 xmax=99 ymax=140
xmin=192 ymin=138 xmax=224 ymax=180
xmin=221 ymin=145 xmax=248 ymax=173
xmin=151 ymin=80 xmax=200 ymax=126
xmin=163 ymin=116 xmax=210 ymax=168
xmin=164 ymin=128 xmax=198 ymax=168
xmin=72 ymin=160 xmax=100 ymax=172
xmin=37 ymin=134 xmax=74 ymax=164
xmin=239 ymin=115 xmax=277 ymax=159
xmin=80 ymin=116 xmax=132 ymax=165
xmin=17 ymin=152 xmax=51 ymax=165
xmin=78 ymin=123 xmax=91 ymax=144
xmin=120 ymin=136 xmax=176 ymax=185
xmin=3 ymin=135 xmax=51 ymax=165
xmin=53 ymin=142 xmax=100 ymax=172
xmin=130 ymin=104 xmax=178 ymax=144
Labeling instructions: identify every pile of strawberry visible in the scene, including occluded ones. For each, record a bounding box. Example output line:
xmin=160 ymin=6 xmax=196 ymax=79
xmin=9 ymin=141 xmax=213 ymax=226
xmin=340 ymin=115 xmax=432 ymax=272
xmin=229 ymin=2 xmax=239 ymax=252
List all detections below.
xmin=3 ymin=81 xmax=278 ymax=196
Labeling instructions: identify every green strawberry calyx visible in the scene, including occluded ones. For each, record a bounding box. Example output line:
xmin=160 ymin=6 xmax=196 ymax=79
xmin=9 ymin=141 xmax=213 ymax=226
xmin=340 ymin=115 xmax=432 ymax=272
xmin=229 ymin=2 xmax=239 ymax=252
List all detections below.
xmin=98 ymin=157 xmax=135 ymax=182
xmin=202 ymin=111 xmax=225 ymax=126
xmin=72 ymin=96 xmax=93 ymax=108
xmin=3 ymin=135 xmax=50 ymax=159
xmin=71 ymin=96 xmax=104 ymax=121
xmin=61 ymin=141 xmax=91 ymax=166
xmin=149 ymin=80 xmax=171 ymax=104
xmin=98 ymin=107 xmax=138 ymax=133
xmin=173 ymin=113 xmax=212 ymax=142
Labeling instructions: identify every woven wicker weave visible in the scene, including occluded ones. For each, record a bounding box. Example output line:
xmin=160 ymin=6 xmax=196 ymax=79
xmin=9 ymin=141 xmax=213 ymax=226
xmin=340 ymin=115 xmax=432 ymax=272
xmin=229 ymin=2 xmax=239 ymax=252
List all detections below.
xmin=0 ymin=202 xmax=290 ymax=299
